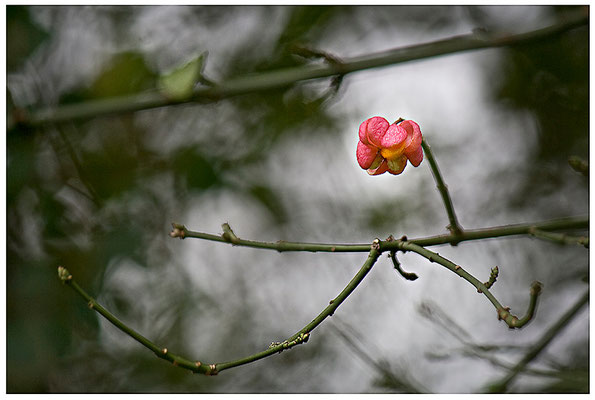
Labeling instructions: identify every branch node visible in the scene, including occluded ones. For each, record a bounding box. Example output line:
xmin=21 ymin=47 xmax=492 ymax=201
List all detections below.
xmin=497 ymin=307 xmax=511 ymax=321
xmin=170 ymin=223 xmax=186 ymax=239
xmin=301 ymin=332 xmax=310 ymax=343
xmin=221 ymin=222 xmax=240 ymax=244
xmin=206 ymin=364 xmax=218 ymax=376
xmin=371 ymin=238 xmax=381 ymax=250
xmin=482 ymin=266 xmax=499 ymax=290
xmin=57 ymin=266 xmax=72 ymax=283
xmin=530 ymin=281 xmax=543 ymax=297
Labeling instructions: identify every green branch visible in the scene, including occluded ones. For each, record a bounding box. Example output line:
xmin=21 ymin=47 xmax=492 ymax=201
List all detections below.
xmin=10 ymin=10 xmax=587 ymax=129
xmin=421 ymin=138 xmax=464 ymax=238
xmin=175 ymin=221 xmax=554 ymax=328
xmin=528 ymin=227 xmax=589 ymax=248
xmin=57 ymin=266 xmax=216 ymax=375
xmin=486 ymin=289 xmax=589 ymax=393
xmin=216 ymin=243 xmax=381 ymax=372
xmin=58 ymin=244 xmax=381 ymax=375
xmin=171 ymin=215 xmax=589 ymax=252
xmin=59 ymin=210 xmax=586 ymax=375
xmin=395 ymin=241 xmax=542 ymax=329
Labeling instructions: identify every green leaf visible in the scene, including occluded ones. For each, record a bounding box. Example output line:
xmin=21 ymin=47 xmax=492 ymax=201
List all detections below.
xmin=88 ymin=51 xmax=157 ymax=98
xmin=158 ymin=52 xmax=207 ymax=100
xmin=7 ymin=6 xmax=49 ymax=72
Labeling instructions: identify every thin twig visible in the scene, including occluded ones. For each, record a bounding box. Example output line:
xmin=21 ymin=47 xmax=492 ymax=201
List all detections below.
xmin=396 ymin=240 xmax=542 ymax=329
xmin=329 ymin=318 xmax=429 ymax=393
xmin=57 ymin=266 xmax=215 ymax=375
xmin=54 ymin=126 xmax=102 ymax=207
xmin=57 ymin=242 xmax=382 ymax=375
xmin=10 ymin=11 xmax=588 ymax=129
xmin=216 ymin=243 xmax=381 ymax=373
xmin=529 ymin=227 xmax=589 ymax=248
xmin=421 ymin=138 xmax=464 ymax=239
xmin=389 ymin=250 xmax=419 ymax=281
xmin=419 ymin=300 xmax=584 ymax=382
xmin=175 ymin=222 xmax=548 ymax=328
xmin=486 ymin=289 xmax=589 ymax=393
xmin=170 ymin=216 xmax=589 ymax=252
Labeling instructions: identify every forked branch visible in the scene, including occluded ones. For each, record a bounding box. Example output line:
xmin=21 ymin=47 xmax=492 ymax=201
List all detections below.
xmin=58 ymin=243 xmax=381 ymax=375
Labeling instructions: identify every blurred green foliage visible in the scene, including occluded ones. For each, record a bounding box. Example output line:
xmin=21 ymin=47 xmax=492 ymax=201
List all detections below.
xmin=6 ymin=5 xmax=588 ymax=393
xmin=6 ymin=6 xmax=49 ymax=72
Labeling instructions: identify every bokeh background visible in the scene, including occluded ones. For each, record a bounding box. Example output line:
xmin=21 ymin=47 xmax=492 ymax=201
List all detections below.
xmin=6 ymin=5 xmax=589 ymax=393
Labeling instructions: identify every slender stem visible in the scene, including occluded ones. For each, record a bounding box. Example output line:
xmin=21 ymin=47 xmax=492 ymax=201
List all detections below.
xmin=421 ymin=138 xmax=464 ymax=238
xmin=329 ymin=318 xmax=428 ymax=393
xmin=486 ymin=289 xmax=589 ymax=393
xmin=216 ymin=244 xmax=381 ymax=372
xmin=389 ymin=250 xmax=419 ymax=281
xmin=170 ymin=216 xmax=589 ymax=253
xmin=10 ymin=11 xmax=587 ymax=129
xmin=57 ymin=266 xmax=215 ymax=375
xmin=412 ymin=216 xmax=588 ymax=247
xmin=395 ymin=241 xmax=542 ymax=329
xmin=528 ymin=227 xmax=589 ymax=248
xmin=58 ymin=244 xmax=381 ymax=375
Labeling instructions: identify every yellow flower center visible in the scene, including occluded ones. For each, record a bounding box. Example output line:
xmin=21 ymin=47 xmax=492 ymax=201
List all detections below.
xmin=380 ymin=145 xmax=405 ymax=161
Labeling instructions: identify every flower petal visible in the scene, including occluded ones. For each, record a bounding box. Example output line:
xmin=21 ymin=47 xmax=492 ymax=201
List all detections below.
xmin=387 ymin=155 xmax=407 ymax=175
xmin=400 ymin=120 xmax=422 ymax=153
xmin=359 ymin=116 xmax=389 ymax=148
xmin=380 ymin=123 xmax=407 ymax=149
xmin=356 ymin=141 xmax=380 ymax=169
xmin=405 ymin=144 xmax=424 ymax=167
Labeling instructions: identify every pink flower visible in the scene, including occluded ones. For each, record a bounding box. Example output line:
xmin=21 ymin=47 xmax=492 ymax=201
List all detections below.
xmin=356 ymin=116 xmax=423 ymax=175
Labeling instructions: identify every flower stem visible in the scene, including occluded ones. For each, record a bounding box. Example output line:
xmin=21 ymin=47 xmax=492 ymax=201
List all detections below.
xmin=421 ymin=138 xmax=464 ymax=239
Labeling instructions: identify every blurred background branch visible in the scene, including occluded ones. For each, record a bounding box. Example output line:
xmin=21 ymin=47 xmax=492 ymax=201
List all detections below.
xmin=486 ymin=289 xmax=589 ymax=393
xmin=7 ymin=7 xmax=588 ymax=130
